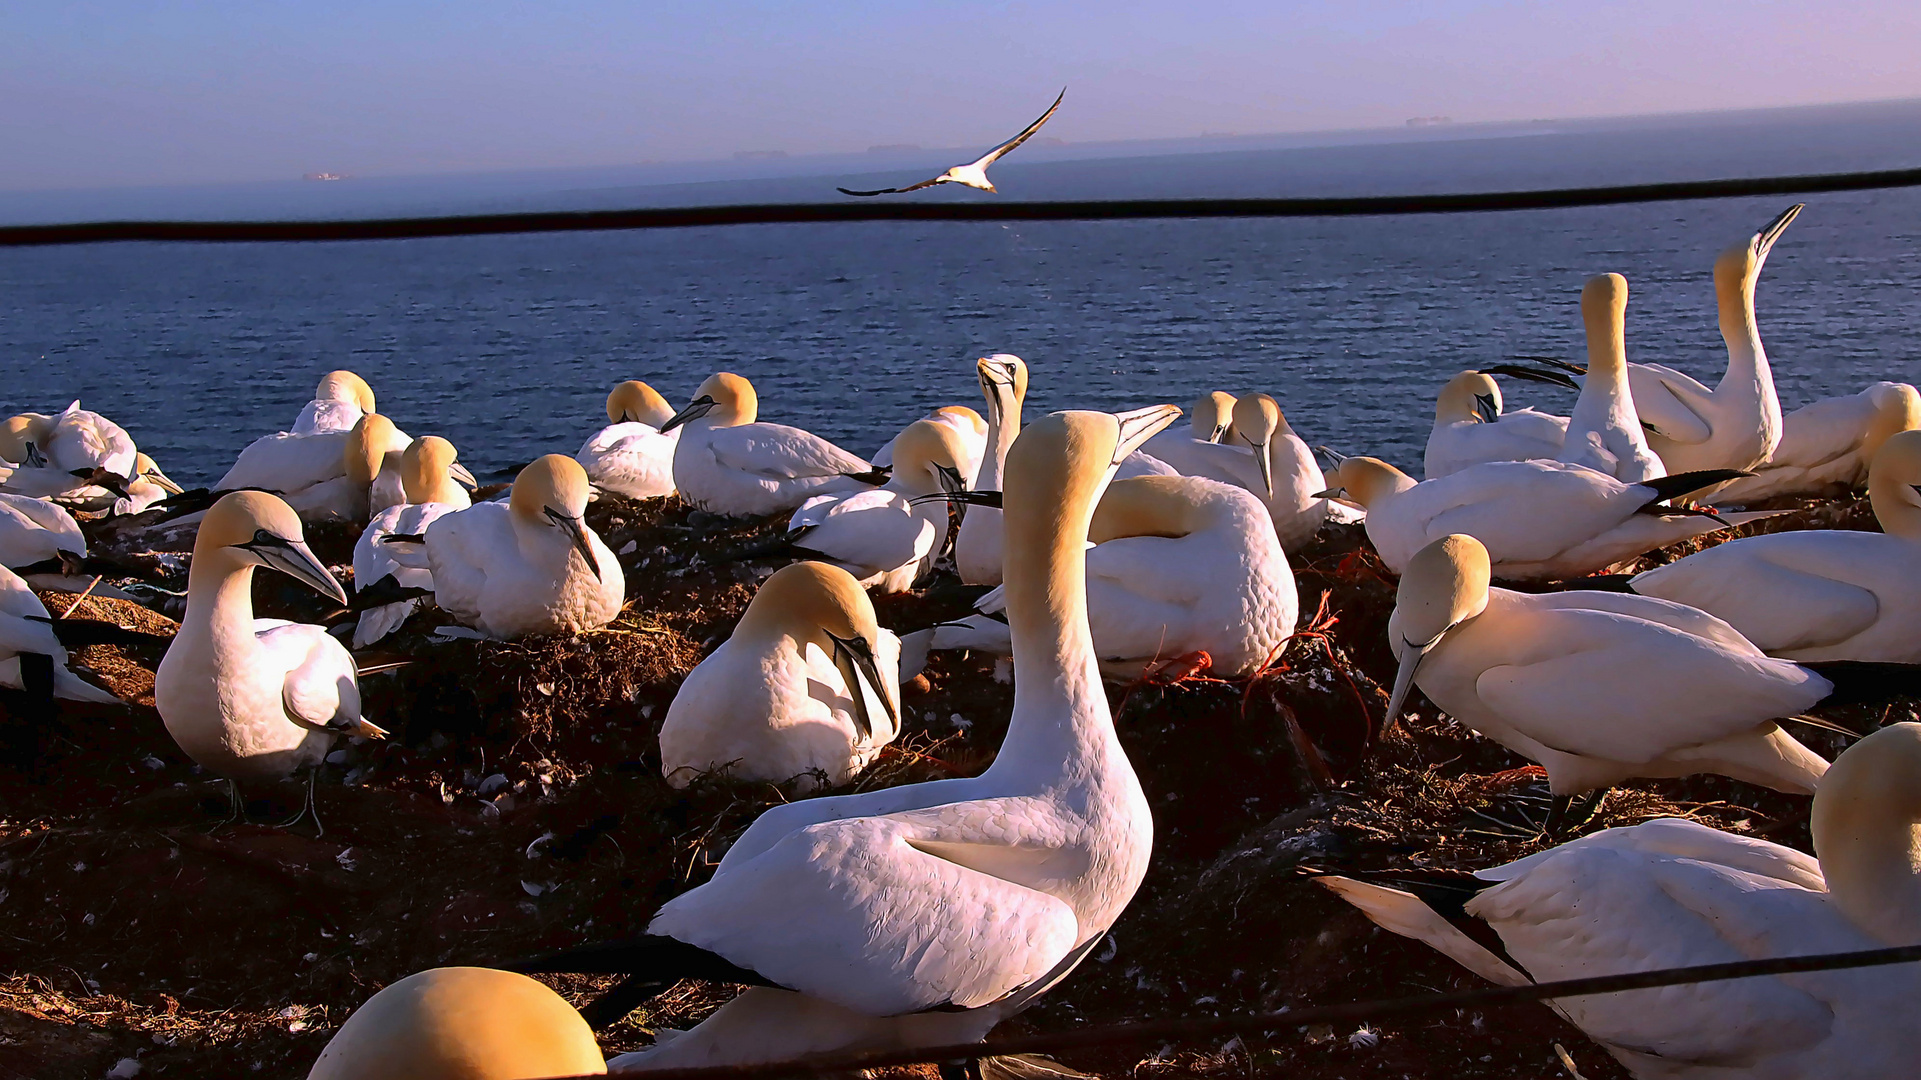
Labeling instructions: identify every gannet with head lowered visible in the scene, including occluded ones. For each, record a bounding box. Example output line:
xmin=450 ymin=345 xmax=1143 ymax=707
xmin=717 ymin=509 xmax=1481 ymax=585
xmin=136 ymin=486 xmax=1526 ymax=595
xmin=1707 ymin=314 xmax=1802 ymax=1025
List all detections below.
xmin=518 ymin=405 xmax=1179 ymax=1074
xmin=217 ymin=411 xmax=412 ymax=523
xmin=660 ymin=560 xmax=901 ymax=790
xmin=1422 ymin=369 xmax=1572 ymax=480
xmin=663 ymin=372 xmax=883 ymax=518
xmin=293 ymin=369 xmax=380 ymax=435
xmin=1312 ymin=722 xmax=1921 ymax=1079
xmin=873 ymin=404 xmax=989 ymax=489
xmin=307 ymin=967 xmax=606 ymax=1079
xmin=352 ymin=436 xmax=474 ymax=647
xmin=577 ymin=379 xmax=681 ymax=499
xmin=785 ymin=416 xmax=971 ymax=593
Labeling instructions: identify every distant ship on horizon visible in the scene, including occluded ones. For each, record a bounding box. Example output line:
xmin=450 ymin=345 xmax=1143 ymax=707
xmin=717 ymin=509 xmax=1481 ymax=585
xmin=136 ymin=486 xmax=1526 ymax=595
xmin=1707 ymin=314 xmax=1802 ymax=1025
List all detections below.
xmin=303 ymin=172 xmax=348 ymax=181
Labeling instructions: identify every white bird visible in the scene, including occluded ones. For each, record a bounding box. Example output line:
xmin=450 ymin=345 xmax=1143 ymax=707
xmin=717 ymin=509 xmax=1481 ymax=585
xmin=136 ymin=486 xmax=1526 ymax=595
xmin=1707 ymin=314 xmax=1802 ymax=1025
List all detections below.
xmin=307 ymin=966 xmax=606 ymax=1080
xmin=1321 ymin=456 xmax=1774 ymax=581
xmin=1124 ymin=394 xmax=1326 ymax=550
xmin=154 ymin=492 xmax=386 ymax=813
xmin=292 ymin=369 xmax=379 ymax=435
xmin=837 ymin=90 xmax=1064 ymax=197
xmin=956 ymin=355 xmax=1028 ymax=586
xmin=218 ymin=412 xmax=410 ymax=522
xmin=660 ymin=561 xmax=901 ymax=790
xmin=785 ymin=417 xmax=971 ymax=593
xmin=1376 ymin=532 xmax=1895 ymax=800
xmin=1558 ymin=273 xmax=1665 ymax=483
xmin=1136 ymin=391 xmax=1237 ymax=474
xmin=1715 ymin=381 xmax=1921 ymax=504
xmin=873 ymin=404 xmax=988 ymax=489
xmin=403 ymin=455 xmax=623 ymax=639
xmin=352 ymin=437 xmax=473 ymax=648
xmin=523 ymin=406 xmax=1178 ymax=1072
xmin=1626 ymin=429 xmax=1921 ymax=663
xmin=368 ymin=434 xmax=475 ymax=516
xmin=111 ymin=453 xmax=185 ymax=515
xmin=933 ymin=474 xmax=1297 ymax=679
xmin=576 ymin=379 xmax=681 ymax=500
xmin=1422 ymin=370 xmax=1572 ymax=480
xmin=1312 ymin=721 xmax=1921 ymax=1080
xmin=0 ymin=407 xmax=137 ymax=500
xmin=0 ymin=492 xmax=87 ymax=572
xmin=1622 ymin=204 xmax=1801 ymax=474
xmin=0 ymin=564 xmax=119 ymax=703
xmin=663 ymin=372 xmax=883 ymax=518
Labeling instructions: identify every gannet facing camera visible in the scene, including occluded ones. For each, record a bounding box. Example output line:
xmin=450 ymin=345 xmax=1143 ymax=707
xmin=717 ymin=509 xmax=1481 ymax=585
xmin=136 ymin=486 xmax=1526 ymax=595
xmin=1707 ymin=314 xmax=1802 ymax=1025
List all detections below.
xmin=577 ymin=379 xmax=681 ymax=500
xmin=1224 ymin=393 xmax=1328 ymax=551
xmin=294 ymin=369 xmax=378 ymax=435
xmin=663 ymin=372 xmax=883 ymax=518
xmin=1715 ymin=381 xmax=1921 ymax=503
xmin=873 ymin=404 xmax=988 ymax=488
xmin=660 ymin=561 xmax=901 ymax=790
xmin=1423 ymin=370 xmax=1570 ymax=480
xmin=217 ymin=411 xmax=411 ymax=522
xmin=1380 ymin=532 xmax=1878 ymax=798
xmin=307 ymin=967 xmax=606 ymax=1080
xmin=369 ymin=431 xmax=475 ymax=516
xmin=1558 ymin=273 xmax=1664 ymax=483
xmin=1313 ymin=723 xmax=1921 ymax=1080
xmin=411 ymin=455 xmax=623 ymax=639
xmin=955 ymin=354 xmax=1028 ymax=586
xmin=1322 ymin=455 xmax=1776 ymax=581
xmin=1628 ymin=428 xmax=1921 ymax=663
xmin=786 ymin=417 xmax=970 ymax=593
xmin=520 ymin=406 xmax=1178 ymax=1073
xmin=352 ymin=437 xmax=473 ymax=648
xmin=155 ymin=492 xmax=385 ymax=792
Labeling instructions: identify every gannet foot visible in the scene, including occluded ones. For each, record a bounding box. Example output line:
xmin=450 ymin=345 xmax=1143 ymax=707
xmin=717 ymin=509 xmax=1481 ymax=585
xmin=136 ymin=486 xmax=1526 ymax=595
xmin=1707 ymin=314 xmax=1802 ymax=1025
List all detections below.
xmin=273 ymin=768 xmax=325 ymax=838
xmin=1542 ymin=788 xmax=1608 ymax=838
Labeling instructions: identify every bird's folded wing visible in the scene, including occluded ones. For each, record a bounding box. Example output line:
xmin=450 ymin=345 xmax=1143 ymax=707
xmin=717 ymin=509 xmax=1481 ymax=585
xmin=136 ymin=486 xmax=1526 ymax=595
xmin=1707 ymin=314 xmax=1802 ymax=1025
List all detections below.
xmin=709 ymin=424 xmax=873 ymax=480
xmin=1472 ymin=610 xmax=1828 ymax=762
xmin=1526 ymin=590 xmax=1765 ymax=656
xmin=1625 ymin=364 xmax=1716 ymax=444
xmin=1631 ymin=545 xmax=1881 ymax=654
xmin=793 ymin=500 xmax=936 ymax=574
xmin=1086 ymin=536 xmax=1205 ymax=607
xmin=650 ymin=814 xmax=1079 ymax=1016
xmin=1415 ymin=464 xmax=1622 ymax=562
xmin=1769 ymin=393 xmax=1876 ymax=469
xmin=217 ymin=431 xmax=348 ymax=492
xmin=1484 ymin=817 xmax=1825 ymax=891
xmin=256 ymin=621 xmax=362 ymax=733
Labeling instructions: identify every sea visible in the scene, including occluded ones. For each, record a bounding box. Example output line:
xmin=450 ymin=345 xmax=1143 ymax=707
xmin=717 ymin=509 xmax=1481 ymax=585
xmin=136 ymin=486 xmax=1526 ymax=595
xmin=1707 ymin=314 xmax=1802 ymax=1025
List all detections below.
xmin=4 ymin=99 xmax=1921 ymax=487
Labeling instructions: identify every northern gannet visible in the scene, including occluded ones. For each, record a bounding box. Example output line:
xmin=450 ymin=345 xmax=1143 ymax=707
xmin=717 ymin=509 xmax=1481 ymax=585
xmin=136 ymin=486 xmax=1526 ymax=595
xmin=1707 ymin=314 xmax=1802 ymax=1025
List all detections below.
xmin=1312 ymin=721 xmax=1921 ymax=1080
xmin=1116 ymin=394 xmax=1327 ymax=550
xmin=1379 ymin=532 xmax=1891 ymax=798
xmin=932 ymin=474 xmax=1297 ymax=679
xmin=0 ymin=408 xmax=136 ymax=500
xmin=217 ymin=412 xmax=411 ymax=522
xmin=1422 ymin=370 xmax=1571 ymax=480
xmin=307 ymin=967 xmax=606 ymax=1079
xmin=663 ymin=372 xmax=882 ymax=518
xmin=0 ymin=493 xmax=87 ymax=571
xmin=410 ymin=455 xmax=623 ymax=639
xmin=577 ymin=379 xmax=681 ymax=500
xmin=521 ymin=405 xmax=1178 ymax=1073
xmin=154 ymin=492 xmax=385 ymax=811
xmin=1715 ymin=381 xmax=1921 ymax=504
xmin=955 ymin=355 xmax=1028 ymax=586
xmin=352 ymin=437 xmax=473 ymax=648
xmin=1558 ymin=273 xmax=1665 ymax=483
xmin=1321 ymin=456 xmax=1773 ymax=581
xmin=368 ymin=434 xmax=475 ymax=516
xmin=659 ymin=561 xmax=902 ymax=790
xmin=1136 ymin=391 xmax=1237 ymax=475
xmin=837 ymin=89 xmax=1064 ymax=197
xmin=873 ymin=405 xmax=988 ymax=488
xmin=112 ymin=453 xmax=184 ymax=515
xmin=784 ymin=417 xmax=970 ymax=592
xmin=0 ymin=564 xmax=119 ymax=703
xmin=1626 ymin=429 xmax=1921 ymax=663
xmin=293 ymin=369 xmax=378 ymax=435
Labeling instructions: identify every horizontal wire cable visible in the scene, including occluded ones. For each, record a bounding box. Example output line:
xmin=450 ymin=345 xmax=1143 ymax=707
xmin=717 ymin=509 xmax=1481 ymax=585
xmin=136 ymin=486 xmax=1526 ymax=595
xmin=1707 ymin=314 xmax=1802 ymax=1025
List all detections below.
xmin=5 ymin=164 xmax=1921 ymax=247
xmin=528 ymin=942 xmax=1921 ymax=1079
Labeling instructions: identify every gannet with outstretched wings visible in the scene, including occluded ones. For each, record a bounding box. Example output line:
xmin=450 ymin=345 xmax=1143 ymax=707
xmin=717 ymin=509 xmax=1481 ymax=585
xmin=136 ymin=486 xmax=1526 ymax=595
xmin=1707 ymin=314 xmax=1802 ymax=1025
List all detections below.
xmin=838 ymin=89 xmax=1064 ymax=196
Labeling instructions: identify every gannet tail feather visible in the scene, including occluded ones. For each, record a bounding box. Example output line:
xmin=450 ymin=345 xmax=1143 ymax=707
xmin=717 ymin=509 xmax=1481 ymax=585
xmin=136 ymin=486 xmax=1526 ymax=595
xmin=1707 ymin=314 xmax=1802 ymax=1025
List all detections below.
xmin=978 ymin=1054 xmax=1097 ymax=1080
xmin=513 ymin=934 xmax=784 ymax=1029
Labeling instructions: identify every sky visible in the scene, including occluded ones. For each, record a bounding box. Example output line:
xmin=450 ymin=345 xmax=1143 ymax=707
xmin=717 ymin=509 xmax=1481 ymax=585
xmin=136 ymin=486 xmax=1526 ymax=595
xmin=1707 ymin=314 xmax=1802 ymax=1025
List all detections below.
xmin=5 ymin=1 xmax=1921 ymax=192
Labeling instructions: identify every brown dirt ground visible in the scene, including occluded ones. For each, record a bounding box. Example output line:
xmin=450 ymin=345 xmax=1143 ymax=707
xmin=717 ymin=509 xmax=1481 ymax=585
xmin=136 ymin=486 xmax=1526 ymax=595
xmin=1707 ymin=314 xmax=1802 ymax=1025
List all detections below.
xmin=0 ymin=491 xmax=1908 ymax=1079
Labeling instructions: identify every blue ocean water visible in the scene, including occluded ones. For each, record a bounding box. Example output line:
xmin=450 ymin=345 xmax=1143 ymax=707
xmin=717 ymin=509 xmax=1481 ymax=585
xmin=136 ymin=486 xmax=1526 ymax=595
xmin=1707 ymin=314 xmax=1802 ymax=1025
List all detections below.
xmin=4 ymin=101 xmax=1920 ymax=486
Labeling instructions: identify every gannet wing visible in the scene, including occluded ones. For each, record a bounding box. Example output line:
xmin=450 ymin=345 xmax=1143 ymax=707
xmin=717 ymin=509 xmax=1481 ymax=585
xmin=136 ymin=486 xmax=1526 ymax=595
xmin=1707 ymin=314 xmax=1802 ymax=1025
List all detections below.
xmin=1086 ymin=535 xmax=1204 ymax=607
xmin=1625 ymin=363 xmax=1716 ymax=444
xmin=420 ymin=502 xmax=511 ymax=626
xmin=256 ymin=621 xmax=365 ymax=734
xmin=1629 ymin=538 xmax=1883 ymax=654
xmin=838 ymin=175 xmax=946 ymax=197
xmin=1767 ymin=389 xmax=1884 ymax=470
xmin=708 ymin=423 xmax=874 ymax=480
xmin=217 ymin=430 xmax=349 ymax=492
xmin=648 ymin=809 xmax=1080 ymax=1016
xmin=789 ymin=492 xmax=936 ymax=576
xmin=972 ymin=88 xmax=1066 ymax=169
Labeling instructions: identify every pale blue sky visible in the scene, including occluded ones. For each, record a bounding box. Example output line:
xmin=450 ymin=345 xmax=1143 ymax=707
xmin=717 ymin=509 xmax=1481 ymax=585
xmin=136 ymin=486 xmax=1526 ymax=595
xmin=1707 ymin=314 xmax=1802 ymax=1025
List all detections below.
xmin=5 ymin=1 xmax=1920 ymax=191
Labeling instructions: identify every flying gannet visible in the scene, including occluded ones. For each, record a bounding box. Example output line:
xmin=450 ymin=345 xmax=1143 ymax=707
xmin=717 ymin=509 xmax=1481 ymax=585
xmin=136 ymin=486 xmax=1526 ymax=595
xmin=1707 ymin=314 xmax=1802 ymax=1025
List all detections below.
xmin=837 ymin=89 xmax=1064 ymax=197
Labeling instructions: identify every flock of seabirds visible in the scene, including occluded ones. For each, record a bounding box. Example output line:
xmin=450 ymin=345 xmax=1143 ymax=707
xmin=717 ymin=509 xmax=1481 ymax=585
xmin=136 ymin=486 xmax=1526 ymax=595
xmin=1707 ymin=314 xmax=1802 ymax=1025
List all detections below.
xmin=7 ymin=197 xmax=1921 ymax=1079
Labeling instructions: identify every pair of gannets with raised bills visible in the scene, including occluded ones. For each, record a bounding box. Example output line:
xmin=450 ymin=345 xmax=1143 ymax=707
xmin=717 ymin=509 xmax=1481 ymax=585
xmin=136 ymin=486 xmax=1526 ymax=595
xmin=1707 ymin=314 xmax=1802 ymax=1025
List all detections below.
xmin=1714 ymin=381 xmax=1921 ymax=503
xmin=388 ymin=455 xmax=623 ymax=639
xmin=1321 ymin=455 xmax=1773 ymax=581
xmin=663 ymin=372 xmax=883 ymax=518
xmin=928 ymin=474 xmax=1297 ymax=679
xmin=659 ymin=561 xmax=901 ymax=789
xmin=1383 ymin=533 xmax=1921 ymax=799
xmin=1624 ymin=429 xmax=1921 ymax=663
xmin=520 ymin=406 xmax=1177 ymax=1074
xmin=1423 ymin=369 xmax=1572 ymax=479
xmin=784 ymin=417 xmax=972 ymax=592
xmin=308 ymin=967 xmax=605 ymax=1079
xmin=577 ymin=380 xmax=681 ymax=499
xmin=1313 ymin=721 xmax=1921 ymax=1080
xmin=155 ymin=492 xmax=388 ymax=814
xmin=352 ymin=437 xmax=473 ymax=647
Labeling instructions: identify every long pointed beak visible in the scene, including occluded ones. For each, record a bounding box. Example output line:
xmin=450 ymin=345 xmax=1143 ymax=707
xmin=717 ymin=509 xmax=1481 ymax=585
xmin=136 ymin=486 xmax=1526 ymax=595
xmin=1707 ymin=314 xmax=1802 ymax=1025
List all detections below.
xmin=934 ymin=464 xmax=967 ymax=495
xmin=257 ymin=537 xmax=351 ymax=606
xmin=24 ymin=444 xmax=47 ymax=468
xmin=450 ymin=462 xmax=478 ymax=489
xmin=1245 ymin=436 xmax=1274 ymax=497
xmin=1112 ymin=404 xmax=1182 ymax=463
xmin=547 ymin=508 xmax=603 ymax=581
xmin=1210 ymin=423 xmax=1228 ymax=444
xmin=1382 ymin=638 xmax=1435 ymax=736
xmin=1312 ymin=445 xmax=1349 ymax=468
xmin=1483 ymin=364 xmax=1580 ymax=391
xmin=147 ymin=468 xmax=185 ymax=495
xmin=659 ymin=397 xmax=716 ymax=434
xmin=910 ymin=489 xmax=1001 ymax=508
xmin=832 ymin=633 xmax=898 ymax=743
xmin=1752 ymin=203 xmax=1802 ymax=269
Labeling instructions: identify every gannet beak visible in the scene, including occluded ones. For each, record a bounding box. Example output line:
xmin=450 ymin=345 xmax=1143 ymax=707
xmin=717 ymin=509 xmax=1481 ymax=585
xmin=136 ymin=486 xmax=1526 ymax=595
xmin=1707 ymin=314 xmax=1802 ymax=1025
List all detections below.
xmin=147 ymin=468 xmax=185 ymax=495
xmin=1312 ymin=445 xmax=1349 ymax=467
xmin=1112 ymin=404 xmax=1183 ymax=463
xmin=1210 ymin=423 xmax=1228 ymax=443
xmin=934 ymin=464 xmax=967 ymax=495
xmin=910 ymin=489 xmax=1002 ymax=508
xmin=659 ymin=396 xmax=718 ymax=433
xmin=24 ymin=444 xmax=47 ymax=468
xmin=1243 ymin=435 xmax=1274 ymax=497
xmin=830 ymin=632 xmax=898 ymax=742
xmin=1383 ymin=636 xmax=1439 ymax=736
xmin=544 ymin=506 xmax=602 ymax=581
xmin=450 ymin=462 xmax=479 ymax=490
xmin=237 ymin=530 xmax=350 ymax=606
xmin=1752 ymin=203 xmax=1803 ymax=268
xmin=1472 ymin=393 xmax=1500 ymax=424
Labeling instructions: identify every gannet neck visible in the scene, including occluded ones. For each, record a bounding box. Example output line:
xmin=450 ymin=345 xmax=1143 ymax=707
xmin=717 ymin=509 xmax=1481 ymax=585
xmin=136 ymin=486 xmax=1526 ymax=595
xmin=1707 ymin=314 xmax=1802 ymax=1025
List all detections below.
xmin=1331 ymin=457 xmax=1415 ymax=509
xmin=345 ymin=414 xmax=399 ymax=487
xmin=886 ymin=419 xmax=967 ymax=497
xmin=976 ymin=356 xmax=1026 ymax=491
xmin=316 ymin=370 xmax=376 ymax=414
xmin=1811 ymin=722 xmax=1921 ymax=945
xmin=1867 ymin=429 xmax=1921 ymax=541
xmin=1863 ymin=383 xmax=1921 ymax=465
xmin=1580 ymin=273 xmax=1630 ymax=391
xmin=183 ymin=550 xmax=260 ymax=658
xmin=1712 ymin=243 xmax=1774 ymax=408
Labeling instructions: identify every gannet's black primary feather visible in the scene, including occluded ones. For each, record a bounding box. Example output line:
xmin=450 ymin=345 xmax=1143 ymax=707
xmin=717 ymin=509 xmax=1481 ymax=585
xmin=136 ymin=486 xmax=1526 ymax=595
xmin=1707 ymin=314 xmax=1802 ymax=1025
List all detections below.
xmin=513 ymin=934 xmax=786 ymax=1029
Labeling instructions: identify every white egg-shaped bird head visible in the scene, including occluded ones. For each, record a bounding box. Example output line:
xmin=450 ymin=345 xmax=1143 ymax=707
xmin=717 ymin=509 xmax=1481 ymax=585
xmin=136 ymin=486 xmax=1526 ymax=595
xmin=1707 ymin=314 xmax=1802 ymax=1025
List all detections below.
xmin=1193 ymin=391 xmax=1237 ymax=442
xmin=976 ymin=353 xmax=1029 ymax=414
xmin=402 ymin=436 xmax=466 ymax=505
xmin=344 ymin=413 xmax=403 ymax=487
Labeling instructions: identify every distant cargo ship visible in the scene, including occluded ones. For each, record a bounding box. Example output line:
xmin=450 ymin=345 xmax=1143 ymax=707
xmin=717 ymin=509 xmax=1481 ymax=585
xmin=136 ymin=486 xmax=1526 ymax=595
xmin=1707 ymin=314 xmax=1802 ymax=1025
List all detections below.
xmin=304 ymin=172 xmax=348 ymax=181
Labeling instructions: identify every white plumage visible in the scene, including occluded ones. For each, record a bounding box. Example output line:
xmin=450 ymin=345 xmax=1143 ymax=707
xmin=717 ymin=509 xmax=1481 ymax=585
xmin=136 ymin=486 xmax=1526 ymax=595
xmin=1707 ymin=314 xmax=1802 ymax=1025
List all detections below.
xmin=871 ymin=405 xmax=988 ymax=489
xmin=1715 ymin=381 xmax=1921 ymax=503
xmin=1557 ymin=273 xmax=1665 ymax=483
xmin=665 ymin=372 xmax=880 ymax=518
xmin=785 ymin=417 xmax=970 ymax=593
xmin=577 ymin=379 xmax=681 ymax=500
xmin=1422 ymin=370 xmax=1570 ymax=480
xmin=955 ymin=354 xmax=1027 ymax=586
xmin=290 ymin=369 xmax=379 ymax=435
xmin=0 ymin=564 xmax=119 ymax=702
xmin=0 ymin=493 xmax=87 ymax=570
xmin=218 ymin=412 xmax=411 ymax=521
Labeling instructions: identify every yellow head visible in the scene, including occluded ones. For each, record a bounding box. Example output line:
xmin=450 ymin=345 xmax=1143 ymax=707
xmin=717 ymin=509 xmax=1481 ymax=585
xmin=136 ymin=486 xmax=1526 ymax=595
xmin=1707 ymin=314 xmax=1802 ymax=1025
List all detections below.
xmin=1436 ymin=371 xmax=1501 ymax=425
xmin=314 ymin=370 xmax=376 ymax=414
xmin=1714 ymin=203 xmax=1801 ymax=314
xmin=306 ymin=967 xmax=605 ymax=1080
xmin=1863 ymin=383 xmax=1921 ymax=464
xmin=1002 ymin=406 xmax=1180 ymax=597
xmin=510 ymin=455 xmax=602 ymax=580
xmin=134 ymin=452 xmax=183 ymax=494
xmin=1581 ymin=272 xmax=1629 ymax=374
xmin=344 ymin=414 xmax=402 ymax=487
xmin=661 ymin=372 xmax=756 ymax=431
xmin=401 ymin=436 xmax=465 ymax=505
xmin=192 ymin=490 xmax=348 ymax=605
xmin=1868 ymin=428 xmax=1921 ymax=541
xmin=889 ymin=418 xmax=970 ymax=496
xmin=1090 ymin=475 xmax=1204 ymax=543
xmin=1383 ymin=534 xmax=1492 ymax=729
xmin=933 ymin=404 xmax=988 ymax=438
xmin=1811 ymin=722 xmax=1921 ymax=944
xmin=0 ymin=414 xmax=51 ymax=465
xmin=605 ymin=380 xmax=674 ymax=427
xmin=736 ymin=561 xmax=897 ymax=741
xmin=976 ymin=354 xmax=1029 ymax=412
xmin=1193 ymin=391 xmax=1236 ymax=442
xmin=1321 ymin=456 xmax=1413 ymax=510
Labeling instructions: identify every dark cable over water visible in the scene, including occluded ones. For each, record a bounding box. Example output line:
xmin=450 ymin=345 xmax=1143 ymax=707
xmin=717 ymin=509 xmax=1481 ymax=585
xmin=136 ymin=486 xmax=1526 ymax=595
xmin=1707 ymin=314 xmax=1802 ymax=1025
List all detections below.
xmin=5 ymin=164 xmax=1921 ymax=246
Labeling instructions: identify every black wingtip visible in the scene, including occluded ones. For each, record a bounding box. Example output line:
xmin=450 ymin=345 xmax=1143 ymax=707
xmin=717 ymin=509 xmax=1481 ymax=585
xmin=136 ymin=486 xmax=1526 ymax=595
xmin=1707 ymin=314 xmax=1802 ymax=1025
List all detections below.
xmin=1803 ymin=660 xmax=1921 ymax=712
xmin=1637 ymin=469 xmax=1752 ymax=504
